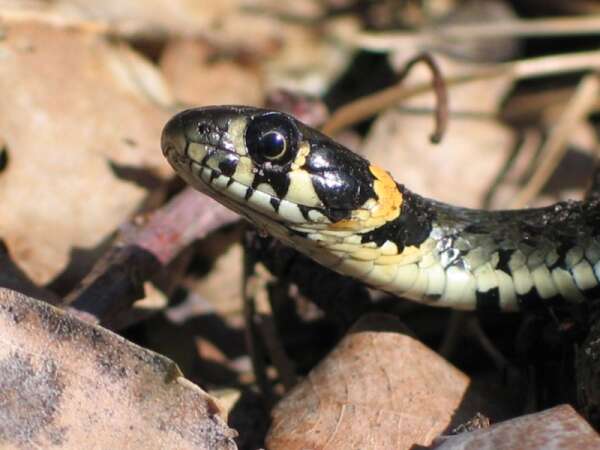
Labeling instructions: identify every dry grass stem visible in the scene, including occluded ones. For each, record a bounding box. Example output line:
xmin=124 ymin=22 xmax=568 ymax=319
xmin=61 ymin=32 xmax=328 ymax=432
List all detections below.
xmin=252 ymin=265 xmax=298 ymax=391
xmin=510 ymin=73 xmax=600 ymax=208
xmin=355 ymin=15 xmax=600 ymax=52
xmin=321 ymin=50 xmax=600 ymax=137
xmin=0 ymin=10 xmax=109 ymax=33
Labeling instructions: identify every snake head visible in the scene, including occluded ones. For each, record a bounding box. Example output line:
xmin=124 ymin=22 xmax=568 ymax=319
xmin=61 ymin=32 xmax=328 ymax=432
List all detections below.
xmin=162 ymin=106 xmax=402 ymax=233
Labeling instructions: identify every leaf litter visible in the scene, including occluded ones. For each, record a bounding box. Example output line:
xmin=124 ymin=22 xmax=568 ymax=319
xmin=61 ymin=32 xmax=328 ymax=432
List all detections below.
xmin=1 ymin=1 xmax=600 ymax=449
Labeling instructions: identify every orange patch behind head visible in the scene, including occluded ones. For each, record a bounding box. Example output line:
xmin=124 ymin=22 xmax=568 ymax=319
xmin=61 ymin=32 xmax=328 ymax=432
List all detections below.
xmin=329 ymin=164 xmax=403 ymax=231
xmin=369 ymin=164 xmax=403 ymax=222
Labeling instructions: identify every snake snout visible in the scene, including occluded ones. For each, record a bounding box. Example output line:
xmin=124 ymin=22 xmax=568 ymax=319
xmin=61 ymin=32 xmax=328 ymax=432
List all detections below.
xmin=161 ymin=114 xmax=187 ymax=159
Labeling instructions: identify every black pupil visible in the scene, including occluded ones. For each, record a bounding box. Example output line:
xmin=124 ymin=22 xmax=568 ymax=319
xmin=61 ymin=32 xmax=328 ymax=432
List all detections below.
xmin=260 ymin=131 xmax=285 ymax=159
xmin=245 ymin=113 xmax=298 ymax=167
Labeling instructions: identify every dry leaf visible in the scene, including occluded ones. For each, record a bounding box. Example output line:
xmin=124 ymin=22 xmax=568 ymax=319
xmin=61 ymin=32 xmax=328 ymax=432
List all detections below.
xmin=267 ymin=314 xmax=472 ymax=450
xmin=190 ymin=241 xmax=245 ymax=317
xmin=0 ymin=20 xmax=173 ymax=286
xmin=0 ymin=287 xmax=238 ymax=450
xmin=2 ymin=1 xmax=357 ymax=96
xmin=0 ymin=242 xmax=59 ymax=303
xmin=160 ymin=39 xmax=264 ymax=107
xmin=0 ymin=0 xmax=231 ymax=38
xmin=433 ymin=405 xmax=600 ymax=450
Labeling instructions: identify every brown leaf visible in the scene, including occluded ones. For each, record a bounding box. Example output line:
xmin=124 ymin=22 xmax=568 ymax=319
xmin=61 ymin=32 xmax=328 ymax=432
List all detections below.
xmin=0 ymin=20 xmax=173 ymax=286
xmin=433 ymin=405 xmax=600 ymax=450
xmin=0 ymin=0 xmax=231 ymax=38
xmin=267 ymin=314 xmax=471 ymax=450
xmin=190 ymin=240 xmax=245 ymax=318
xmin=0 ymin=287 xmax=238 ymax=449
xmin=0 ymin=241 xmax=59 ymax=304
xmin=160 ymin=39 xmax=264 ymax=107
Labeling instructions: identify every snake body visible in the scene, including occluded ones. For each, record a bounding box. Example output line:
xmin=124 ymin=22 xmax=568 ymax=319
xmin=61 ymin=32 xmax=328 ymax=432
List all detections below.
xmin=162 ymin=106 xmax=600 ymax=311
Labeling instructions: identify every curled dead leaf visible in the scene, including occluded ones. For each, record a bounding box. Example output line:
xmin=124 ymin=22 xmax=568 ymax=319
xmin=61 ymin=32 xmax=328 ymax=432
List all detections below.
xmin=0 ymin=20 xmax=173 ymax=286
xmin=433 ymin=405 xmax=600 ymax=450
xmin=267 ymin=314 xmax=474 ymax=450
xmin=0 ymin=287 xmax=238 ymax=449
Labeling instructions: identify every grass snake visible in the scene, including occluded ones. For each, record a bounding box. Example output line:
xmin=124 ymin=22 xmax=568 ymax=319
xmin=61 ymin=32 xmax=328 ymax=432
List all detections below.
xmin=161 ymin=106 xmax=600 ymax=312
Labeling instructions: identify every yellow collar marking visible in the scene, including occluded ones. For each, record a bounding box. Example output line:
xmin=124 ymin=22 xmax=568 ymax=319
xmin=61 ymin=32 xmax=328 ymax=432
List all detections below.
xmin=330 ymin=164 xmax=403 ymax=231
xmin=368 ymin=164 xmax=402 ymax=222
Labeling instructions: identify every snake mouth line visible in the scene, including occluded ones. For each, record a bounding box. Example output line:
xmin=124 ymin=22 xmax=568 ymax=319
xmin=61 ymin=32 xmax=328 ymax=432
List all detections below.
xmin=168 ymin=139 xmax=361 ymax=231
xmin=181 ymin=151 xmax=339 ymax=231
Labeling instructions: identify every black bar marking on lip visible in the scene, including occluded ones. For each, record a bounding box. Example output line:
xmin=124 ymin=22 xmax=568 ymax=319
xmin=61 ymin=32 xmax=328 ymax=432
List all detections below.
xmin=251 ymin=169 xmax=291 ymax=200
xmin=245 ymin=187 xmax=254 ymax=201
xmin=218 ymin=156 xmax=238 ymax=178
xmin=270 ymin=197 xmax=281 ymax=212
xmin=298 ymin=205 xmax=311 ymax=221
xmin=200 ymin=152 xmax=210 ymax=167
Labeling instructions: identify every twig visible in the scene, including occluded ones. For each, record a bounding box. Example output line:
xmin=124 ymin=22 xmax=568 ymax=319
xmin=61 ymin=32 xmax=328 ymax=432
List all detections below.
xmin=0 ymin=10 xmax=109 ymax=34
xmin=321 ymin=52 xmax=449 ymax=139
xmin=395 ymin=53 xmax=448 ymax=143
xmin=321 ymin=50 xmax=600 ymax=139
xmin=64 ymin=187 xmax=238 ymax=325
xmin=510 ymin=73 xmax=600 ymax=208
xmin=355 ymin=15 xmax=600 ymax=53
xmin=242 ymin=235 xmax=276 ymax=406
xmin=251 ymin=264 xmax=298 ymax=391
xmin=509 ymin=50 xmax=600 ymax=80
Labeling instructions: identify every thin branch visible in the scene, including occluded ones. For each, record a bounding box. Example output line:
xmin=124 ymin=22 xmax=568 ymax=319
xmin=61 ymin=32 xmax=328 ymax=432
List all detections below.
xmin=0 ymin=10 xmax=109 ymax=33
xmin=321 ymin=50 xmax=600 ymax=138
xmin=242 ymin=235 xmax=276 ymax=407
xmin=393 ymin=53 xmax=448 ymax=143
xmin=321 ymin=52 xmax=449 ymax=137
xmin=355 ymin=15 xmax=600 ymax=52
xmin=64 ymin=187 xmax=238 ymax=326
xmin=510 ymin=73 xmax=600 ymax=208
xmin=252 ymin=265 xmax=298 ymax=391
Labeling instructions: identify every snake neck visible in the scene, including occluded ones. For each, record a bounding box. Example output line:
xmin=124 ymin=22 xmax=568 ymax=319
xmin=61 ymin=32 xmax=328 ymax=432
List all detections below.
xmin=300 ymin=186 xmax=600 ymax=311
xmin=161 ymin=106 xmax=600 ymax=312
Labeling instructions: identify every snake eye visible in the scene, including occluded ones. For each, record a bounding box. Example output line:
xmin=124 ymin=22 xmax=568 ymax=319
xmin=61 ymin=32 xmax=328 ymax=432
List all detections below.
xmin=245 ymin=113 xmax=298 ymax=166
xmin=257 ymin=131 xmax=287 ymax=160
